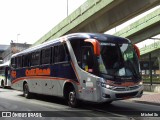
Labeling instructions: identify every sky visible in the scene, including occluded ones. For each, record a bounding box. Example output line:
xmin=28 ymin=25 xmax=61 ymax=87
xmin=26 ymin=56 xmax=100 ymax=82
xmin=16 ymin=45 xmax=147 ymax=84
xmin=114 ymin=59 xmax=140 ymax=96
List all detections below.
xmin=0 ymin=0 xmax=159 ymax=47
xmin=0 ymin=0 xmax=87 ymax=45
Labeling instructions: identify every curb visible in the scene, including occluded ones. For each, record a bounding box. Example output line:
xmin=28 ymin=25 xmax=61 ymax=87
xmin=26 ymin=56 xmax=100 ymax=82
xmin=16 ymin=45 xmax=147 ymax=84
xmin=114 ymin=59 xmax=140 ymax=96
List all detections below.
xmin=133 ymin=100 xmax=160 ymax=106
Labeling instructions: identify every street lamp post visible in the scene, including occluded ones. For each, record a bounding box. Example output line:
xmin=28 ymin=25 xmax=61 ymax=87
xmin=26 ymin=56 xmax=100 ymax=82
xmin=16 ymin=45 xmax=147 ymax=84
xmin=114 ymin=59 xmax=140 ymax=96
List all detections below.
xmin=67 ymin=0 xmax=68 ymax=16
xmin=17 ymin=34 xmax=20 ymax=43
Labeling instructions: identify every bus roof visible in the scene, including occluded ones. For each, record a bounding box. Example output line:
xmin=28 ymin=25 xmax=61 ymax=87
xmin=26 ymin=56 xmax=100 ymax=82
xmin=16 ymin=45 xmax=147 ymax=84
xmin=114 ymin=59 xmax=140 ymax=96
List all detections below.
xmin=11 ymin=33 xmax=130 ymax=58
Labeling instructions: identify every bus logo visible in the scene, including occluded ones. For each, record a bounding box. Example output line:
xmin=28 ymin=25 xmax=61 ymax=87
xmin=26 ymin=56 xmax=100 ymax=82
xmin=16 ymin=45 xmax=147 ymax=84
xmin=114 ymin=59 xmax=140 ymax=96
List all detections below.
xmin=25 ymin=68 xmax=51 ymax=76
xmin=11 ymin=71 xmax=16 ymax=78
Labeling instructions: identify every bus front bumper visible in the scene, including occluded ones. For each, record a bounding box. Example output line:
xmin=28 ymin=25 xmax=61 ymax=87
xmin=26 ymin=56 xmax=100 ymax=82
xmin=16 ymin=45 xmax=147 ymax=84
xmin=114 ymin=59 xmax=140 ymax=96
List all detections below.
xmin=100 ymin=84 xmax=144 ymax=103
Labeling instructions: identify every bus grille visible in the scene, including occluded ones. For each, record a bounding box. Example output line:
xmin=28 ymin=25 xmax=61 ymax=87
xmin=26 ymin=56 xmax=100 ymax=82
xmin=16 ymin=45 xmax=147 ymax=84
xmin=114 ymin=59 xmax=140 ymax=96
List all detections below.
xmin=115 ymin=91 xmax=138 ymax=98
xmin=129 ymin=85 xmax=139 ymax=90
xmin=113 ymin=85 xmax=139 ymax=91
xmin=113 ymin=87 xmax=126 ymax=91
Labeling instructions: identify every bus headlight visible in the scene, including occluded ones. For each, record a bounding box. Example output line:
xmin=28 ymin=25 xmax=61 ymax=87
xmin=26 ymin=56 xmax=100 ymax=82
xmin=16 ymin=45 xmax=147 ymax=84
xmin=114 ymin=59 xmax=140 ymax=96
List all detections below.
xmin=100 ymin=82 xmax=114 ymax=89
xmin=106 ymin=85 xmax=114 ymax=89
xmin=106 ymin=85 xmax=111 ymax=89
xmin=139 ymin=81 xmax=143 ymax=85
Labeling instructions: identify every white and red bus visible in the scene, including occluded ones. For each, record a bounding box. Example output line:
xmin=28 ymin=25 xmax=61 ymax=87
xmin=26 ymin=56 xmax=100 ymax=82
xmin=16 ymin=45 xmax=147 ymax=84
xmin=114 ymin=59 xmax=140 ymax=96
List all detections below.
xmin=0 ymin=61 xmax=11 ymax=88
xmin=10 ymin=33 xmax=143 ymax=107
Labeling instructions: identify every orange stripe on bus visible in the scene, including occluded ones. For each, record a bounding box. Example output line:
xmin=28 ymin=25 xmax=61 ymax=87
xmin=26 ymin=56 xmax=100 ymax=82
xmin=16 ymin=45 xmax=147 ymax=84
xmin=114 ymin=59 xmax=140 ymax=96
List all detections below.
xmin=12 ymin=76 xmax=79 ymax=85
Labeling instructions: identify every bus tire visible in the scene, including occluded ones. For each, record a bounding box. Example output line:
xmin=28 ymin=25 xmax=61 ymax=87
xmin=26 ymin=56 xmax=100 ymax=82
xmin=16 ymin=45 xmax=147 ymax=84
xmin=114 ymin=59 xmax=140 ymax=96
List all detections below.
xmin=105 ymin=101 xmax=112 ymax=104
xmin=23 ymin=83 xmax=32 ymax=99
xmin=1 ymin=80 xmax=5 ymax=89
xmin=101 ymin=101 xmax=112 ymax=106
xmin=68 ymin=89 xmax=78 ymax=108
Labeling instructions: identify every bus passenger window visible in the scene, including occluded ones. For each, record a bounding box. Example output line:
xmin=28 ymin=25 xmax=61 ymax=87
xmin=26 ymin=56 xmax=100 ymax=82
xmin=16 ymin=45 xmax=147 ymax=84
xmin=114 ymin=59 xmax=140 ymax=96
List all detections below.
xmin=82 ymin=47 xmax=94 ymax=72
xmin=22 ymin=54 xmax=31 ymax=67
xmin=70 ymin=40 xmax=81 ymax=65
xmin=11 ymin=58 xmax=15 ymax=68
xmin=31 ymin=51 xmax=40 ymax=66
xmin=58 ymin=45 xmax=65 ymax=62
xmin=17 ymin=56 xmax=22 ymax=68
xmin=63 ymin=44 xmax=70 ymax=61
xmin=41 ymin=48 xmax=51 ymax=65
xmin=53 ymin=46 xmax=59 ymax=63
xmin=53 ymin=45 xmax=69 ymax=63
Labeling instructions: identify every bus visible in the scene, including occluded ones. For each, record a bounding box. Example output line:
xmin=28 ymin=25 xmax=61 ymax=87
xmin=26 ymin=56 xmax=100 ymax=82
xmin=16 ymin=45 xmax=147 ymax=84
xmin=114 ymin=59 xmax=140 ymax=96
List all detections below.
xmin=10 ymin=33 xmax=143 ymax=107
xmin=0 ymin=61 xmax=11 ymax=88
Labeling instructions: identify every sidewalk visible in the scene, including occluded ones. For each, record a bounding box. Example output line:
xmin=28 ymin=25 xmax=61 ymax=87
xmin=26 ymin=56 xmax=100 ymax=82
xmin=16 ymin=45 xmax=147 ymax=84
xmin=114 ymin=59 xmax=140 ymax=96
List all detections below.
xmin=128 ymin=91 xmax=160 ymax=106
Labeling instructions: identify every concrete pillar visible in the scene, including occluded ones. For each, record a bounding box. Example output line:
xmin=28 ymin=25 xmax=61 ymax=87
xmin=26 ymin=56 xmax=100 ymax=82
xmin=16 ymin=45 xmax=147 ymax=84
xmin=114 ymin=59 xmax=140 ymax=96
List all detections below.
xmin=149 ymin=53 xmax=152 ymax=91
xmin=158 ymin=52 xmax=160 ymax=82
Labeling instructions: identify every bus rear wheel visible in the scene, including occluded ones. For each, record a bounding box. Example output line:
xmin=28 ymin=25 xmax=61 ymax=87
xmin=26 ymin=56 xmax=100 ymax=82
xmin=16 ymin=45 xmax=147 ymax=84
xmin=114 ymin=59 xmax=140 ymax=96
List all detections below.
xmin=68 ymin=89 xmax=78 ymax=108
xmin=23 ymin=83 xmax=32 ymax=99
xmin=1 ymin=80 xmax=5 ymax=89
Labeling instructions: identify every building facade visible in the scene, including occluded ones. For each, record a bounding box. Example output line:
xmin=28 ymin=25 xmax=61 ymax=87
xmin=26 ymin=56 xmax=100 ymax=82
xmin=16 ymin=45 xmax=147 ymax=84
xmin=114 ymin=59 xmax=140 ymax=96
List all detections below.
xmin=1 ymin=43 xmax=31 ymax=63
xmin=140 ymin=41 xmax=160 ymax=92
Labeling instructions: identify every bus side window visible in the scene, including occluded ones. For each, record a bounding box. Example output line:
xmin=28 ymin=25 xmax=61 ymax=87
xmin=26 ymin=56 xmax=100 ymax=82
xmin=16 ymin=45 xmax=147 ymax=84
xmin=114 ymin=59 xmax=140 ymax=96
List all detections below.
xmin=15 ymin=57 xmax=17 ymax=68
xmin=82 ymin=47 xmax=94 ymax=72
xmin=41 ymin=48 xmax=51 ymax=65
xmin=31 ymin=51 xmax=40 ymax=66
xmin=53 ymin=46 xmax=59 ymax=63
xmin=22 ymin=56 xmax=25 ymax=67
xmin=63 ymin=44 xmax=70 ymax=61
xmin=70 ymin=40 xmax=81 ymax=65
xmin=53 ymin=44 xmax=69 ymax=63
xmin=17 ymin=56 xmax=22 ymax=68
xmin=58 ymin=45 xmax=65 ymax=62
xmin=11 ymin=58 xmax=15 ymax=69
xmin=22 ymin=54 xmax=31 ymax=67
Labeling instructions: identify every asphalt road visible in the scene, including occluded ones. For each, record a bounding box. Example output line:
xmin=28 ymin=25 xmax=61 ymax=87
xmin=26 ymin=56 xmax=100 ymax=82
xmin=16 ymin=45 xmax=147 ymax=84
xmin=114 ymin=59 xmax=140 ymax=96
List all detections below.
xmin=0 ymin=88 xmax=159 ymax=120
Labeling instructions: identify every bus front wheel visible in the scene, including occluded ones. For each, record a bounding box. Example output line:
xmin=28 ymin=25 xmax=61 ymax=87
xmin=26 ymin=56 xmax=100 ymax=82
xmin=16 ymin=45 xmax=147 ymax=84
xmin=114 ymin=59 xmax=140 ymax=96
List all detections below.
xmin=23 ymin=83 xmax=32 ymax=99
xmin=101 ymin=101 xmax=113 ymax=106
xmin=68 ymin=89 xmax=78 ymax=108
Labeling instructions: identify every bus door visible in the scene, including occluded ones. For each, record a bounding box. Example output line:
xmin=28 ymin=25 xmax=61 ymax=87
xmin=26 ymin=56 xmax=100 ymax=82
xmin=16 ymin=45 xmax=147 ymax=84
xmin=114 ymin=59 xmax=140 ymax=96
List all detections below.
xmin=81 ymin=46 xmax=97 ymax=100
xmin=81 ymin=46 xmax=94 ymax=73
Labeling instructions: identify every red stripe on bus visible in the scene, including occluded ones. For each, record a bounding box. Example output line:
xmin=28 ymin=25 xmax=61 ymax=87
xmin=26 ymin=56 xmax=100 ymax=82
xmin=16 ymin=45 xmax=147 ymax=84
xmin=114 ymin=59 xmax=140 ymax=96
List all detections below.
xmin=106 ymin=80 xmax=140 ymax=87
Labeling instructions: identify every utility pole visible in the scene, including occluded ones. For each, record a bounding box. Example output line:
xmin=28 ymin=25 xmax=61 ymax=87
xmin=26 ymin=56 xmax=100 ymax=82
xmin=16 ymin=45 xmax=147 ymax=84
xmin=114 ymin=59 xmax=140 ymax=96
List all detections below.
xmin=67 ymin=0 xmax=68 ymax=16
xmin=17 ymin=34 xmax=20 ymax=43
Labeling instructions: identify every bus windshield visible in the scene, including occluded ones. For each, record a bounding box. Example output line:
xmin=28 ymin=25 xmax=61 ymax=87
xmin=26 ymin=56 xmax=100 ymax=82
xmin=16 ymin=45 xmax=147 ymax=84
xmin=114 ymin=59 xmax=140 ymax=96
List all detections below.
xmin=98 ymin=42 xmax=141 ymax=79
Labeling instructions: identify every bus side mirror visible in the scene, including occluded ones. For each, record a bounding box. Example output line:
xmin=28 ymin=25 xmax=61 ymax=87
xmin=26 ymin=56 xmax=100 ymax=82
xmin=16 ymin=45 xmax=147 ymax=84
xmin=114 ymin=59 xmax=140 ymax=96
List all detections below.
xmin=84 ymin=39 xmax=100 ymax=56
xmin=133 ymin=44 xmax=140 ymax=59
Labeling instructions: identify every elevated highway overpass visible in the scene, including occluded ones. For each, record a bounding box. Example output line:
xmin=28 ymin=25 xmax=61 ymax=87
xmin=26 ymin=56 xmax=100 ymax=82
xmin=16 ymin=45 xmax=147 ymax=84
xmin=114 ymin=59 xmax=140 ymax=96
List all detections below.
xmin=33 ymin=0 xmax=160 ymax=46
xmin=140 ymin=40 xmax=160 ymax=56
xmin=114 ymin=8 xmax=160 ymax=44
